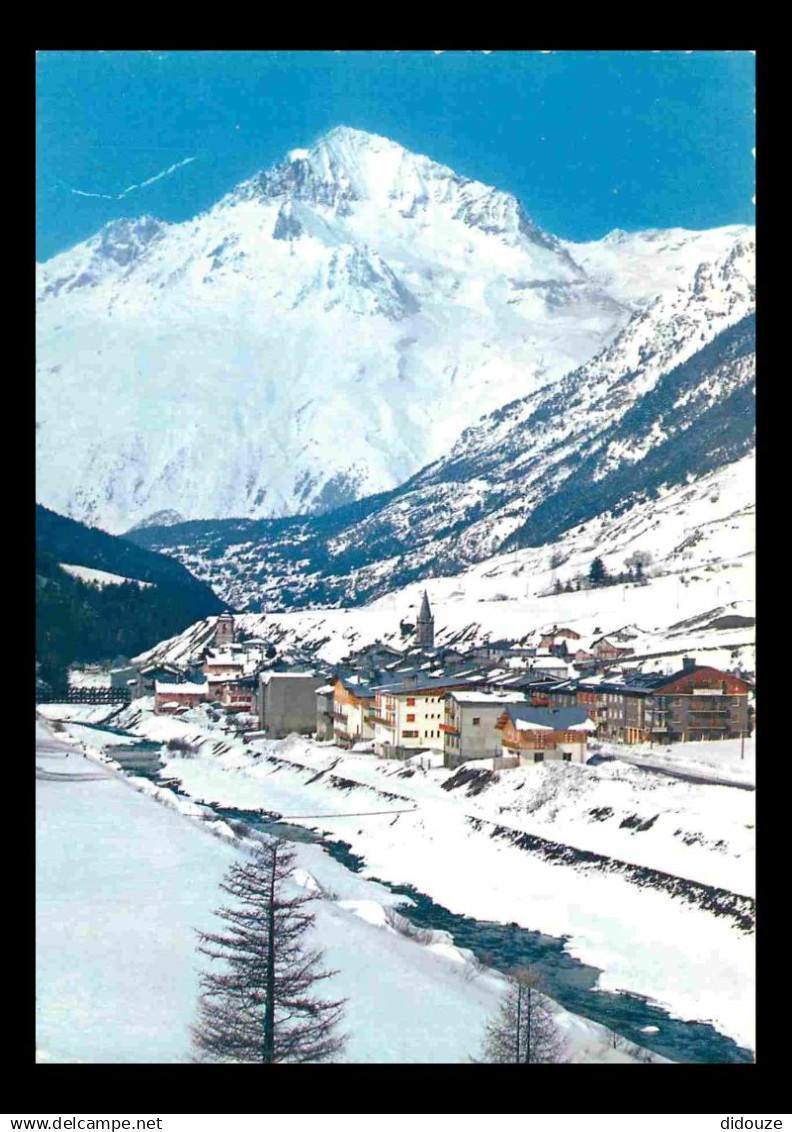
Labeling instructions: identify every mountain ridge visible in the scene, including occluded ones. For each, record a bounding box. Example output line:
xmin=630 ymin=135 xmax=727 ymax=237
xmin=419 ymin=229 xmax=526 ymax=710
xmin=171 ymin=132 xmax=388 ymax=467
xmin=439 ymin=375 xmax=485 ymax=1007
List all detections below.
xmin=126 ymin=301 xmax=755 ymax=612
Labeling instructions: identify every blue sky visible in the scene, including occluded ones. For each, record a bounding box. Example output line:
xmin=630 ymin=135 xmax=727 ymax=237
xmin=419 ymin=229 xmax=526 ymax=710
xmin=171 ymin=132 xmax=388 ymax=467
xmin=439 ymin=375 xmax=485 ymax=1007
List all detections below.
xmin=36 ymin=50 xmax=755 ymax=260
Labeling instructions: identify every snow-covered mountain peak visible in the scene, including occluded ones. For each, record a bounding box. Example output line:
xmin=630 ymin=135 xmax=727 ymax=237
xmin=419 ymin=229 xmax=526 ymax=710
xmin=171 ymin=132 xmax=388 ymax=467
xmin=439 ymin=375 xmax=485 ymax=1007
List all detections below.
xmin=226 ymin=125 xmax=563 ymax=256
xmin=284 ymin=125 xmax=456 ymax=202
xmin=36 ymin=127 xmax=753 ymax=533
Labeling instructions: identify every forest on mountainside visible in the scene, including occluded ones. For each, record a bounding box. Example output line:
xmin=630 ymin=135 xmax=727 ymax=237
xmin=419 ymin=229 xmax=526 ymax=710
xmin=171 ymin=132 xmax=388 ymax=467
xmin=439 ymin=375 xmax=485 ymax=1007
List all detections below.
xmin=36 ymin=506 xmax=223 ymax=684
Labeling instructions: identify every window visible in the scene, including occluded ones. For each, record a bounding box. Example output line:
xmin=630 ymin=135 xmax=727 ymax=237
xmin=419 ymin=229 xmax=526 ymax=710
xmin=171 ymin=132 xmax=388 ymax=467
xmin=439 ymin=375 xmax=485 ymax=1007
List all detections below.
xmin=406 ymin=714 xmax=415 ymax=722
xmin=562 ymin=752 xmax=572 ymax=762
xmin=534 ymin=752 xmax=544 ymax=763
xmin=472 ymin=717 xmax=481 ymax=725
xmin=406 ymin=697 xmax=415 ymax=706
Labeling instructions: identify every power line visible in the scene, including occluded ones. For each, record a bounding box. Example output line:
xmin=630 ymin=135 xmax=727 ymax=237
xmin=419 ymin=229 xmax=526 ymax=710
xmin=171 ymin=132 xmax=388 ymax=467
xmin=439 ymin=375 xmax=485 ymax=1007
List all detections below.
xmin=272 ymin=807 xmax=418 ymax=820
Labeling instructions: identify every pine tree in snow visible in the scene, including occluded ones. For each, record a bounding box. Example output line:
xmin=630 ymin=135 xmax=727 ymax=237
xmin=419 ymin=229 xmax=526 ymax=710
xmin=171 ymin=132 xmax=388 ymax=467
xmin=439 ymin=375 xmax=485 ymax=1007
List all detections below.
xmin=192 ymin=838 xmax=347 ymax=1063
xmin=479 ymin=966 xmax=566 ymax=1064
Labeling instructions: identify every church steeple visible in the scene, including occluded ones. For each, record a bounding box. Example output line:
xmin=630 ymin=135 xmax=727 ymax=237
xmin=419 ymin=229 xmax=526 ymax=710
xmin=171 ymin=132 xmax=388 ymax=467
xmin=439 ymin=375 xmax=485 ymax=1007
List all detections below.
xmin=416 ymin=590 xmax=434 ymax=649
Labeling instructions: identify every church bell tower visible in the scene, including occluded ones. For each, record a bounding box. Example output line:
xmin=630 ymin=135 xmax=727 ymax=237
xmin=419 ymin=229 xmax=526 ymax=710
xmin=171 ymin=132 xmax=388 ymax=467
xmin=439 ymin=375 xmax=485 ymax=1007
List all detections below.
xmin=416 ymin=591 xmax=435 ymax=649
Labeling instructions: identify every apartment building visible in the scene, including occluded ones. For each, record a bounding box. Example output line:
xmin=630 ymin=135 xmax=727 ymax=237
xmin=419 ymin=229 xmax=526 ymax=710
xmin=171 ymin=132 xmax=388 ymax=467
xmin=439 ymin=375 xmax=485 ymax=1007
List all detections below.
xmin=441 ymin=690 xmax=529 ymax=768
xmin=370 ymin=674 xmax=485 ymax=759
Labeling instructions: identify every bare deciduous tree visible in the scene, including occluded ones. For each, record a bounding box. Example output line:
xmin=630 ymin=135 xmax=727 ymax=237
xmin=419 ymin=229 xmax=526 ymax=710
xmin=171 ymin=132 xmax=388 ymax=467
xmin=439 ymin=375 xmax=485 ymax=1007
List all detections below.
xmin=625 ymin=549 xmax=653 ymax=572
xmin=192 ymin=837 xmax=347 ymax=1063
xmin=479 ymin=965 xmax=566 ymax=1063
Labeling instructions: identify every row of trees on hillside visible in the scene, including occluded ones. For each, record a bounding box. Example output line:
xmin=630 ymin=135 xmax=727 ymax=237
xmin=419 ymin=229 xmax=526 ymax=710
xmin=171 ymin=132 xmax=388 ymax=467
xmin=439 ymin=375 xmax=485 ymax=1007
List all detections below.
xmin=550 ymin=550 xmax=653 ymax=595
xmin=192 ymin=836 xmax=567 ymax=1064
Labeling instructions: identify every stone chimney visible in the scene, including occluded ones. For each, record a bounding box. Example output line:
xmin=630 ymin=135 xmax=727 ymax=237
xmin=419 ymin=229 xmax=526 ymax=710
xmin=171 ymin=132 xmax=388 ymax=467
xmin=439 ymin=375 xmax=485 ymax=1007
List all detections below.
xmin=682 ymin=656 xmax=696 ymax=672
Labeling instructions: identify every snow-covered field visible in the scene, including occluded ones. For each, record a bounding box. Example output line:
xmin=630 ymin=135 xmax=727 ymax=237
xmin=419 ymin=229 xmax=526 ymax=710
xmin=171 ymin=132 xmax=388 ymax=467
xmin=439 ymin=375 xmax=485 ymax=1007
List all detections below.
xmin=36 ymin=713 xmax=662 ymax=1064
xmin=45 ymin=701 xmax=755 ymax=1056
xmin=595 ymin=736 xmax=756 ymax=788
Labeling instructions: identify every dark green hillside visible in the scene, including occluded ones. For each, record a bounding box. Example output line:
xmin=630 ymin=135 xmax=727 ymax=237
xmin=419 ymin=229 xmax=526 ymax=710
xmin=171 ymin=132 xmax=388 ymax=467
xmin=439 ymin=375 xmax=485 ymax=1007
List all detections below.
xmin=37 ymin=504 xmax=225 ymax=604
xmin=36 ymin=506 xmax=223 ymax=684
xmin=503 ymin=314 xmax=755 ymax=551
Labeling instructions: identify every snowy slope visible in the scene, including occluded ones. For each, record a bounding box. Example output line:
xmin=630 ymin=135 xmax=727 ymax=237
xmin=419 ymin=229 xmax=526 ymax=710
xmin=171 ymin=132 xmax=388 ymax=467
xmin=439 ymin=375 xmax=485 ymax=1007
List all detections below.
xmin=563 ymin=226 xmax=754 ymax=307
xmin=134 ymin=459 xmax=755 ymax=672
xmin=130 ymin=292 xmax=754 ymax=612
xmin=132 ymin=443 xmax=754 ymax=683
xmin=37 ymin=714 xmax=662 ymax=1064
xmin=60 ymin=563 xmax=154 ymax=588
xmin=37 ymin=127 xmax=631 ymax=532
xmin=37 ymin=126 xmax=752 ymax=534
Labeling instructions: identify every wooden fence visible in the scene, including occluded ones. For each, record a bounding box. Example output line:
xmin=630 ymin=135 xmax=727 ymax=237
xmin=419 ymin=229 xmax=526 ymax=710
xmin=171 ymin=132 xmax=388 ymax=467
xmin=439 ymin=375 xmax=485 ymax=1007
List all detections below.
xmin=35 ymin=686 xmax=132 ymax=705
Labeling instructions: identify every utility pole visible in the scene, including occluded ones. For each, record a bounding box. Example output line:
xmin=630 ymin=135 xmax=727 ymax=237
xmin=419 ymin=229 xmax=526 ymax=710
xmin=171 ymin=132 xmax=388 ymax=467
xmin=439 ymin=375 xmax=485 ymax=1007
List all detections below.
xmin=741 ymin=729 xmax=745 ymax=761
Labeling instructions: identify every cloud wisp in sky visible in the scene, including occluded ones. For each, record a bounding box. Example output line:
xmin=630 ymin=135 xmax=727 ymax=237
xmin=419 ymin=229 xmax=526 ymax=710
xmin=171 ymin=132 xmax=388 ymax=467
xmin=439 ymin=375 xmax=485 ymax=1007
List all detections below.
xmin=70 ymin=155 xmax=197 ymax=201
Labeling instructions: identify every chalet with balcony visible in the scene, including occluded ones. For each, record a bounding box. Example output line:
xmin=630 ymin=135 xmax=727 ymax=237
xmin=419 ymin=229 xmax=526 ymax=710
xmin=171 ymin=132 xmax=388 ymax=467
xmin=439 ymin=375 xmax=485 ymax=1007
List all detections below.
xmin=154 ymin=680 xmax=208 ymax=714
xmin=495 ymin=705 xmax=595 ymax=766
xmin=331 ymin=674 xmax=377 ymax=748
xmin=590 ymin=658 xmax=752 ymax=744
xmin=642 ymin=659 xmax=752 ymax=744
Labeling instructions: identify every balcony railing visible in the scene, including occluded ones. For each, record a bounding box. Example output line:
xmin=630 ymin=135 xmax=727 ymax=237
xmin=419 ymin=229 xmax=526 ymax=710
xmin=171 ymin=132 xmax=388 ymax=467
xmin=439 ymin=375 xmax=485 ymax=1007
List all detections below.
xmin=686 ymin=707 xmax=732 ymax=715
xmin=367 ymin=714 xmax=395 ymax=728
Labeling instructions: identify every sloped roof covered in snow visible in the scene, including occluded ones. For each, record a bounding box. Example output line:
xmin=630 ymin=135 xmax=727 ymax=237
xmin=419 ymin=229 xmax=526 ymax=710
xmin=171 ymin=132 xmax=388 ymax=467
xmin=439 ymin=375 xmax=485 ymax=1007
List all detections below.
xmin=154 ymin=681 xmax=207 ymax=696
xmin=373 ymin=673 xmax=486 ymax=695
xmin=260 ymin=670 xmax=319 ymax=684
xmin=335 ymin=673 xmax=377 ymax=699
xmin=447 ymin=690 xmax=528 ymax=705
xmin=500 ymin=705 xmax=592 ymax=731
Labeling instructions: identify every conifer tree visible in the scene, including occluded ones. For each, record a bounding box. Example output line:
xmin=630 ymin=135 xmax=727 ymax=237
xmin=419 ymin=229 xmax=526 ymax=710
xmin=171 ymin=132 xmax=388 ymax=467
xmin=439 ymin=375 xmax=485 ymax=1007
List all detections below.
xmin=588 ymin=557 xmax=607 ymax=587
xmin=479 ymin=966 xmax=565 ymax=1064
xmin=192 ymin=838 xmax=347 ymax=1063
